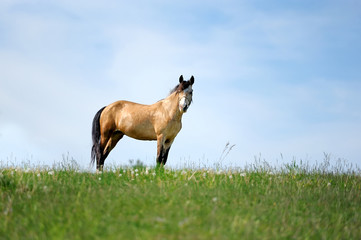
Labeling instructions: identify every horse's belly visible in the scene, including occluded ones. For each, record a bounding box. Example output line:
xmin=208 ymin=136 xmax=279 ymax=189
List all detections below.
xmin=126 ymin=130 xmax=157 ymax=141
xmin=122 ymin=122 xmax=157 ymax=141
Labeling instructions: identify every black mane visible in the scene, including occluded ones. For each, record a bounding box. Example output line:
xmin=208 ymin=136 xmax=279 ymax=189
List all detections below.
xmin=169 ymin=80 xmax=192 ymax=95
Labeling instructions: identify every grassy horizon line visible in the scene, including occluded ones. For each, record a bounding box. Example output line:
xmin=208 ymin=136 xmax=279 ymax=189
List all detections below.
xmin=1 ymin=159 xmax=361 ymax=239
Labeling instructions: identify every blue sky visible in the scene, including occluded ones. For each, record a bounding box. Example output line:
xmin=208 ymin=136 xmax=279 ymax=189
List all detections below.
xmin=1 ymin=0 xmax=361 ymax=169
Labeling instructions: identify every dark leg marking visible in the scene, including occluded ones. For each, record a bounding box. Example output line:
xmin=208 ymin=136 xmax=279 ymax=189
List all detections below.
xmin=97 ymin=130 xmax=124 ymax=171
xmin=157 ymin=145 xmax=171 ymax=165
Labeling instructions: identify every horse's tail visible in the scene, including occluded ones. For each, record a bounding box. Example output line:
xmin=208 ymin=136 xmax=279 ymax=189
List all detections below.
xmin=91 ymin=106 xmax=106 ymax=166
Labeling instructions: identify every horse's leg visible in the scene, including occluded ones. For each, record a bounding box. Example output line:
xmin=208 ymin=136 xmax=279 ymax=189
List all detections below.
xmin=156 ymin=135 xmax=165 ymax=166
xmin=99 ymin=130 xmax=124 ymax=170
xmin=98 ymin=130 xmax=110 ymax=171
xmin=156 ymin=136 xmax=173 ymax=166
xmin=161 ymin=146 xmax=171 ymax=165
xmin=156 ymin=137 xmax=163 ymax=166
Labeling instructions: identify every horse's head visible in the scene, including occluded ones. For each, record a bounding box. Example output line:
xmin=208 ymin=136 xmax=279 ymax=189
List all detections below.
xmin=176 ymin=75 xmax=194 ymax=113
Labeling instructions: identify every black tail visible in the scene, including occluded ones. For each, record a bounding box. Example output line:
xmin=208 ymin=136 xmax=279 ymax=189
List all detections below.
xmin=91 ymin=106 xmax=106 ymax=166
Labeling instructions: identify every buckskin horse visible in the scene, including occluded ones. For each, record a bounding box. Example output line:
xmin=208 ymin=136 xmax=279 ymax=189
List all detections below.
xmin=91 ymin=75 xmax=194 ymax=171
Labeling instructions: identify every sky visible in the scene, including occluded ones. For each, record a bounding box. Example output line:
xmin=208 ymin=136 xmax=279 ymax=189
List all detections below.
xmin=1 ymin=0 xmax=361 ymax=170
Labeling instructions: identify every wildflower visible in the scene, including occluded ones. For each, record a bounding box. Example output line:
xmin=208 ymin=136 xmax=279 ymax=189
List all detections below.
xmin=152 ymin=172 xmax=156 ymax=176
xmin=178 ymin=218 xmax=189 ymax=227
xmin=327 ymin=182 xmax=331 ymax=187
xmin=155 ymin=217 xmax=166 ymax=223
xmin=240 ymin=173 xmax=246 ymax=177
xmin=212 ymin=197 xmax=218 ymax=202
xmin=3 ymin=207 xmax=12 ymax=215
xmin=135 ymin=169 xmax=139 ymax=173
xmin=135 ymin=173 xmax=139 ymax=177
xmin=181 ymin=170 xmax=187 ymax=175
xmin=229 ymin=175 xmax=233 ymax=179
xmin=48 ymin=171 xmax=54 ymax=175
xmin=37 ymin=173 xmax=41 ymax=177
xmin=98 ymin=177 xmax=101 ymax=181
xmin=119 ymin=174 xmax=122 ymax=177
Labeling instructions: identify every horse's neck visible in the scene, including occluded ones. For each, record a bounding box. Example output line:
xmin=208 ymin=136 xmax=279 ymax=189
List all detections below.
xmin=160 ymin=92 xmax=182 ymax=120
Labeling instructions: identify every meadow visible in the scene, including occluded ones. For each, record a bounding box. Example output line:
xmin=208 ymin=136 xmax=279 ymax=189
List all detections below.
xmin=1 ymin=160 xmax=361 ymax=239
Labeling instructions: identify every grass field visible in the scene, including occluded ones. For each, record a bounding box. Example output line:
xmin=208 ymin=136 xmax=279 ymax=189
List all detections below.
xmin=1 ymin=160 xmax=361 ymax=239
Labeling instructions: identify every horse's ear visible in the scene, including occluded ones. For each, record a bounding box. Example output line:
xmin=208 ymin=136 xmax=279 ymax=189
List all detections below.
xmin=179 ymin=75 xmax=184 ymax=83
xmin=190 ymin=76 xmax=194 ymax=85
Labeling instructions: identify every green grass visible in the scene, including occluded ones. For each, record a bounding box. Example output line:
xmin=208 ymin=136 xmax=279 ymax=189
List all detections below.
xmin=1 ymin=163 xmax=361 ymax=239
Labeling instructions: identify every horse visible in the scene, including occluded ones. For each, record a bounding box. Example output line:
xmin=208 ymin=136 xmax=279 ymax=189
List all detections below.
xmin=91 ymin=75 xmax=194 ymax=171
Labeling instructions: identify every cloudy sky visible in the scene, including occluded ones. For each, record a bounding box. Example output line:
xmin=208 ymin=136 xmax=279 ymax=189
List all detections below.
xmin=1 ymin=0 xmax=360 ymax=169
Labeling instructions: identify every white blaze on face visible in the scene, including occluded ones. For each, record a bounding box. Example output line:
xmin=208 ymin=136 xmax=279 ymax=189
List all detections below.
xmin=179 ymin=97 xmax=186 ymax=112
xmin=179 ymin=85 xmax=193 ymax=112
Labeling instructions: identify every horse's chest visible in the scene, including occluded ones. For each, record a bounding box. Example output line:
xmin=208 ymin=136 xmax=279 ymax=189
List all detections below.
xmin=163 ymin=120 xmax=182 ymax=137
